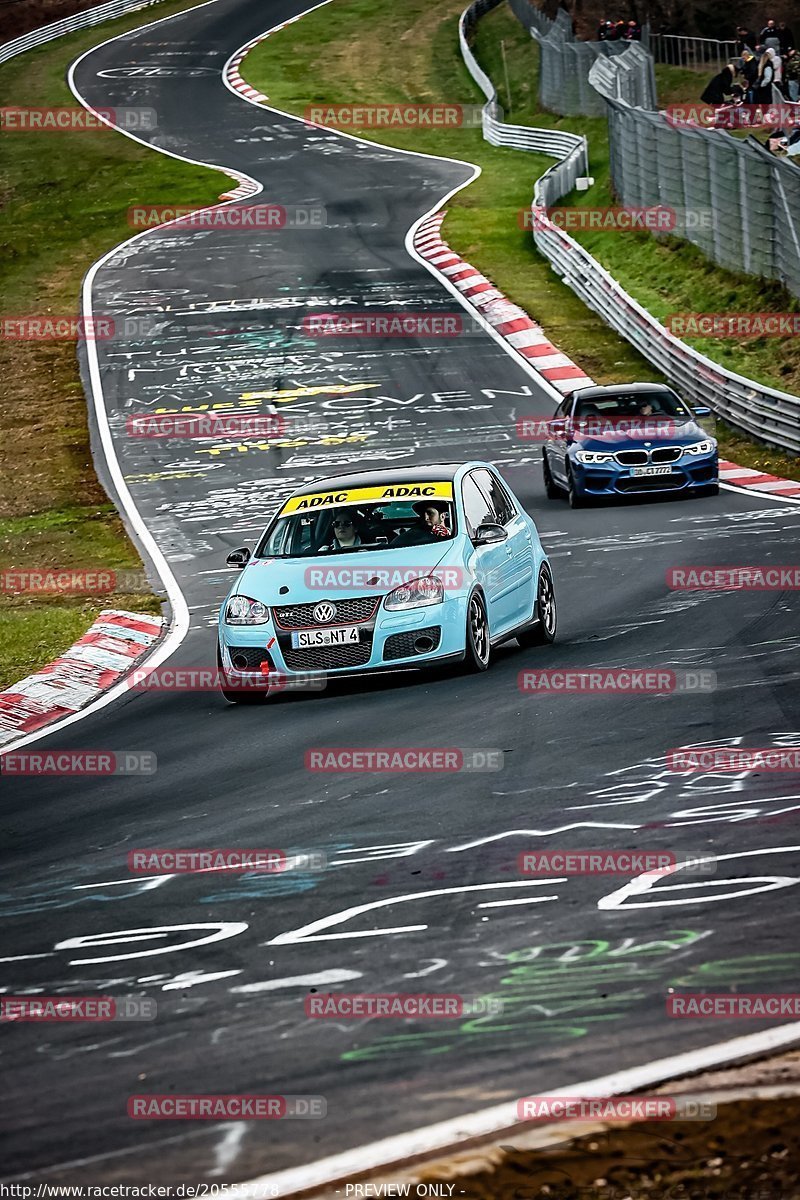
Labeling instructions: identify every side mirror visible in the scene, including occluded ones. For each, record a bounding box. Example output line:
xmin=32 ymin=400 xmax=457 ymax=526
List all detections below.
xmin=226 ymin=547 xmax=251 ymax=569
xmin=693 ymin=406 xmax=712 ymax=416
xmin=473 ymin=522 xmax=507 ymax=546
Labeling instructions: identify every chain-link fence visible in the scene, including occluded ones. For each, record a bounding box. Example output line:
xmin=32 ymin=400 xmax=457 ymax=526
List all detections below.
xmin=508 ymin=0 xmax=655 ymax=116
xmin=590 ymin=54 xmax=800 ymax=300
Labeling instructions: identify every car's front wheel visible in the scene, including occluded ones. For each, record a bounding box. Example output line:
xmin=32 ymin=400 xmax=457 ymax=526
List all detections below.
xmin=463 ymin=592 xmax=491 ymax=672
xmin=567 ymin=467 xmax=586 ymax=509
xmin=518 ymin=564 xmax=557 ymax=647
xmin=543 ymin=451 xmax=563 ymax=499
xmin=217 ymin=644 xmax=267 ymax=704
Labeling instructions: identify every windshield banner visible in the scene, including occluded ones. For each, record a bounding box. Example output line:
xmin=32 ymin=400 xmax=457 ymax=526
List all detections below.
xmin=280 ymin=482 xmax=454 ymax=514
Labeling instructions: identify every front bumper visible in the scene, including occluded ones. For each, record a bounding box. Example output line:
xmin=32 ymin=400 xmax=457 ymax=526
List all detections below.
xmin=218 ymin=596 xmax=467 ymax=679
xmin=572 ymin=452 xmax=718 ymax=497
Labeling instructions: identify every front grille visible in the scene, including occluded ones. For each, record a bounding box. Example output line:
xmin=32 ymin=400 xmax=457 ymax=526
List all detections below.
xmin=273 ymin=596 xmax=379 ymax=629
xmin=282 ymin=638 xmax=373 ymax=670
xmin=650 ymin=446 xmax=683 ymax=464
xmin=616 ymin=472 xmax=685 ymax=492
xmin=614 ymin=449 xmax=648 ymax=466
xmin=383 ymin=626 xmax=441 ymax=661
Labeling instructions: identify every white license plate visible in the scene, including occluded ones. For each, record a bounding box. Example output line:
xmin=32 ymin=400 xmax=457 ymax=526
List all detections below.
xmin=630 ymin=464 xmax=673 ymax=477
xmin=291 ymin=626 xmax=361 ymax=648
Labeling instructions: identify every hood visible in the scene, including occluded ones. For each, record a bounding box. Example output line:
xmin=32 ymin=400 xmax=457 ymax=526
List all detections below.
xmin=232 ymin=540 xmax=455 ymax=604
xmin=572 ymin=418 xmax=712 ymax=451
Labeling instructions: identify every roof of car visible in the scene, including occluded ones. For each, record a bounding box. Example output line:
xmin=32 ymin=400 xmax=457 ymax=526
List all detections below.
xmin=289 ymin=463 xmax=472 ymax=495
xmin=569 ymin=383 xmax=679 ymax=400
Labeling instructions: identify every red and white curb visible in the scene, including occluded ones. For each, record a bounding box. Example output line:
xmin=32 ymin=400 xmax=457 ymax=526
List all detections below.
xmin=225 ymin=14 xmax=306 ymax=105
xmin=719 ymin=459 xmax=800 ymax=498
xmin=218 ymin=172 xmax=261 ymax=202
xmin=0 ymin=610 xmax=163 ymax=751
xmin=414 ymin=210 xmax=594 ymax=396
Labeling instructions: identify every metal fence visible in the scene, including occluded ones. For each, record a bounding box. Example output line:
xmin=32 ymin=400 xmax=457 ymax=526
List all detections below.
xmin=589 ymin=54 xmax=800 ymax=301
xmin=508 ymin=0 xmax=655 ymax=116
xmin=461 ymin=0 xmax=800 ymax=453
xmin=0 ymin=0 xmax=167 ymax=65
xmin=650 ymin=33 xmax=738 ymax=71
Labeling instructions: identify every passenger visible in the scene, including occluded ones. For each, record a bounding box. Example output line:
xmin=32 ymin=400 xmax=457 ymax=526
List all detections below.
xmin=392 ymin=501 xmax=451 ymax=547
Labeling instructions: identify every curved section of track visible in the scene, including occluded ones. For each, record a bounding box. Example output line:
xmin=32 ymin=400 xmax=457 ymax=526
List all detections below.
xmin=2 ymin=0 xmax=800 ymax=1183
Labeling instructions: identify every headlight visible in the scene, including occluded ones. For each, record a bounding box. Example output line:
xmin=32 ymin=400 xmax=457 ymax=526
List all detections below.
xmin=225 ymin=595 xmax=270 ymax=624
xmin=683 ymin=440 xmax=716 ymax=456
xmin=384 ymin=575 xmax=444 ymax=611
xmin=575 ymin=450 xmax=615 ymax=464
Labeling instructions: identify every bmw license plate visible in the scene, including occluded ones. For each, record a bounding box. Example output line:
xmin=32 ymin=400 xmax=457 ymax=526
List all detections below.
xmin=291 ymin=626 xmax=361 ymax=648
xmin=630 ymin=465 xmax=672 ymax=476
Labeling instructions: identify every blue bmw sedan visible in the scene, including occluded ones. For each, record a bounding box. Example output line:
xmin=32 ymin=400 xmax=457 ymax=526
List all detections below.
xmin=542 ymin=384 xmax=718 ymax=508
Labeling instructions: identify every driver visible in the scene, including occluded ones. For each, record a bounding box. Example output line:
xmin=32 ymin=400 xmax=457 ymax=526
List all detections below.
xmin=323 ymin=509 xmax=363 ymax=551
xmin=392 ymin=500 xmax=451 ymax=547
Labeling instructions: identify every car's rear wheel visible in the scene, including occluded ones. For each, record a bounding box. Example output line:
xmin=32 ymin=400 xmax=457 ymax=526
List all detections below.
xmin=217 ymin=644 xmax=267 ymax=704
xmin=464 ymin=592 xmax=491 ymax=672
xmin=543 ymin=451 xmax=563 ymax=499
xmin=518 ymin=564 xmax=557 ymax=647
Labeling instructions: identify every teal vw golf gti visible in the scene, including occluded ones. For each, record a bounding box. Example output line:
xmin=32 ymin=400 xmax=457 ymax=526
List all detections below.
xmin=217 ymin=463 xmax=556 ymax=701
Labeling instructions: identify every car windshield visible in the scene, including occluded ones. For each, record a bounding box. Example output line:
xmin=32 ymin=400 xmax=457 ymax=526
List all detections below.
xmin=255 ymin=492 xmax=457 ymax=559
xmin=573 ymin=390 xmax=693 ymax=426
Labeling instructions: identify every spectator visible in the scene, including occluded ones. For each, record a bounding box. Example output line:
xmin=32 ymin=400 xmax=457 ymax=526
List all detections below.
xmin=784 ymin=47 xmax=800 ymax=101
xmin=701 ymin=62 xmax=736 ymax=104
xmin=760 ymin=20 xmax=781 ymax=51
xmin=615 ymin=19 xmax=626 ymax=39
xmin=766 ymin=127 xmax=789 ymax=155
xmin=624 ymin=19 xmax=641 ymax=40
xmin=778 ymin=22 xmax=795 ymax=54
xmin=735 ymin=25 xmax=757 ymax=54
xmin=756 ymin=48 xmax=777 ymax=101
xmin=597 ymin=19 xmax=608 ymax=39
xmin=740 ymin=49 xmax=759 ymax=101
xmin=768 ymin=46 xmax=783 ymax=92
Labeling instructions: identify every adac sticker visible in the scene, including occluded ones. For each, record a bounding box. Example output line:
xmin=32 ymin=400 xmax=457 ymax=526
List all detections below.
xmin=281 ymin=482 xmax=454 ymax=514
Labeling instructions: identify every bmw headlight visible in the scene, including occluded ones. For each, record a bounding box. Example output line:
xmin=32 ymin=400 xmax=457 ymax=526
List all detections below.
xmin=225 ymin=595 xmax=270 ymax=624
xmin=384 ymin=575 xmax=444 ymax=611
xmin=575 ymin=450 xmax=615 ymax=464
xmin=683 ymin=440 xmax=716 ymax=456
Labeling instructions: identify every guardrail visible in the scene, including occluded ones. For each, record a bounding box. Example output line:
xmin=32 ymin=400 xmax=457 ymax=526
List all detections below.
xmin=0 ymin=0 xmax=167 ymax=65
xmin=460 ymin=0 xmax=800 ymax=454
xmin=460 ymin=0 xmax=588 ymax=166
xmin=650 ymin=33 xmax=738 ymax=71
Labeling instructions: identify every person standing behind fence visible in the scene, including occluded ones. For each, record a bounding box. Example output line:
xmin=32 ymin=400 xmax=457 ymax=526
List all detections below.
xmin=760 ymin=19 xmax=781 ymax=51
xmin=778 ymin=23 xmax=795 ymax=55
xmin=624 ymin=19 xmax=641 ymax=40
xmin=758 ymin=49 xmax=777 ymax=102
xmin=740 ymin=50 xmax=759 ymax=102
xmin=735 ymin=25 xmax=756 ymax=54
xmin=784 ymin=47 xmax=800 ymax=101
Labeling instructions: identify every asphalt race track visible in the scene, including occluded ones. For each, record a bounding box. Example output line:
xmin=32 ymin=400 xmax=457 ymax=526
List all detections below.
xmin=2 ymin=0 xmax=800 ymax=1184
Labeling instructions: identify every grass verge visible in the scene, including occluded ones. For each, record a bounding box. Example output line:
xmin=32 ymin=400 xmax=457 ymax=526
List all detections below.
xmin=0 ymin=0 xmax=232 ymax=687
xmin=241 ymin=0 xmax=800 ymax=482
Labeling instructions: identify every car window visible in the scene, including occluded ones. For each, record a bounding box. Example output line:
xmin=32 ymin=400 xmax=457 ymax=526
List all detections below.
xmin=472 ymin=469 xmax=515 ymax=525
xmin=461 ymin=473 xmax=494 ymax=537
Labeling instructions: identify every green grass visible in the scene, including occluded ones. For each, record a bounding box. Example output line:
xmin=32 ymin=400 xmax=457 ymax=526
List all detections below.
xmin=0 ymin=0 xmax=228 ymax=687
xmin=242 ymin=0 xmax=800 ymax=482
